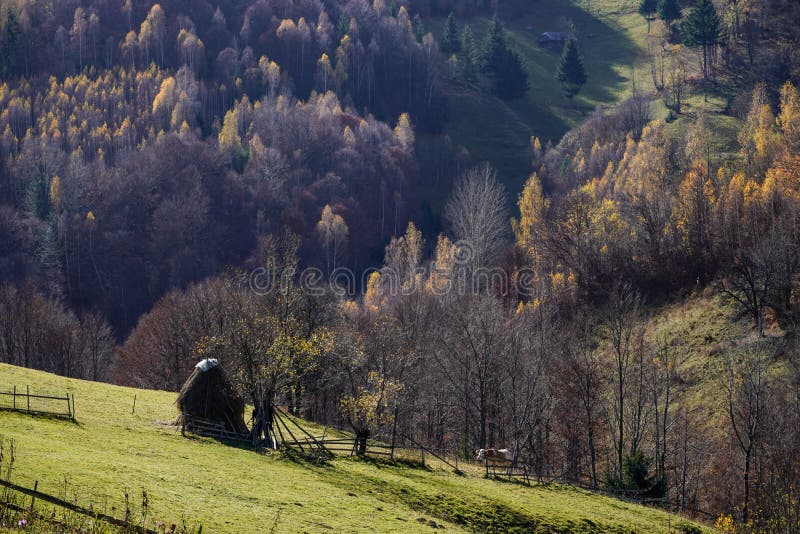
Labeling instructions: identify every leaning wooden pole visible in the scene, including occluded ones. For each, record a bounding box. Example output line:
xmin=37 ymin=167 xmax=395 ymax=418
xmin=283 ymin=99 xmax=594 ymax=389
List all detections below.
xmin=273 ymin=409 xmax=305 ymax=453
xmin=274 ymin=406 xmax=332 ymax=456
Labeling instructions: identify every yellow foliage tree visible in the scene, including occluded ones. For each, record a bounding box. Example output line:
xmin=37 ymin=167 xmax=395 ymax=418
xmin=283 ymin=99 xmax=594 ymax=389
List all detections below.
xmin=393 ymin=112 xmax=414 ymax=152
xmin=511 ymin=172 xmax=549 ymax=261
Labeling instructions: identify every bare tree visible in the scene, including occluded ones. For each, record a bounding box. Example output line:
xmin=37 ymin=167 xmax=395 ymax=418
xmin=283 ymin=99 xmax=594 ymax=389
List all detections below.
xmin=558 ymin=321 xmax=603 ymax=488
xmin=724 ymin=347 xmax=770 ymax=522
xmin=720 ymin=232 xmax=780 ymax=336
xmin=506 ymin=302 xmax=553 ymax=471
xmin=602 ymin=283 xmax=644 ymax=478
xmin=444 ymin=164 xmax=509 ymax=272
xmin=433 ymin=294 xmax=509 ymax=455
xmin=79 ymin=310 xmax=115 ymax=381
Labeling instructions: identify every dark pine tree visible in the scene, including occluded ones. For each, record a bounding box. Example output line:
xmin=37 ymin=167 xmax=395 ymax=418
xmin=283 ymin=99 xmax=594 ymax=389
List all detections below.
xmin=481 ymin=16 xmax=528 ymax=100
xmin=415 ymin=20 xmax=426 ymax=43
xmin=460 ymin=24 xmax=480 ymax=81
xmin=0 ymin=8 xmax=20 ymax=76
xmin=495 ymin=48 xmax=529 ymax=99
xmin=658 ymin=0 xmax=682 ymax=31
xmin=556 ymin=39 xmax=587 ymax=98
xmin=683 ymin=0 xmax=723 ymax=84
xmin=26 ymin=173 xmax=50 ymax=220
xmin=638 ymin=0 xmax=659 ymax=33
xmin=337 ymin=13 xmax=349 ymax=39
xmin=442 ymin=12 xmax=461 ymax=54
xmin=482 ymin=15 xmax=507 ymax=74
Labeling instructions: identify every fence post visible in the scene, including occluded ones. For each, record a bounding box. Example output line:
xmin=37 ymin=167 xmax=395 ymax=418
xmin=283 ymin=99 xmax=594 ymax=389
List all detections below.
xmin=26 ymin=386 xmax=30 ymax=413
xmin=12 ymin=386 xmax=16 ymax=410
xmin=389 ymin=405 xmax=398 ymax=460
xmin=30 ymin=481 xmax=37 ymax=512
xmin=67 ymin=393 xmax=72 ymax=419
xmin=71 ymin=394 xmax=75 ymax=420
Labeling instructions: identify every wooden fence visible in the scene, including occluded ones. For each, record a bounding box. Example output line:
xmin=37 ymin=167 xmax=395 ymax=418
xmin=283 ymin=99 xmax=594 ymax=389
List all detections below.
xmin=180 ymin=416 xmax=250 ymax=443
xmin=0 ymin=386 xmax=74 ymax=419
xmin=481 ymin=458 xmax=531 ymax=484
xmin=0 ymin=478 xmax=156 ymax=534
xmin=302 ymin=437 xmax=394 ymax=459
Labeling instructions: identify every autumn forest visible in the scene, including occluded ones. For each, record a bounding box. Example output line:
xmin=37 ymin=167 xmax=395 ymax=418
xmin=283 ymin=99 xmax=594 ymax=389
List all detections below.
xmin=1 ymin=0 xmax=800 ymax=530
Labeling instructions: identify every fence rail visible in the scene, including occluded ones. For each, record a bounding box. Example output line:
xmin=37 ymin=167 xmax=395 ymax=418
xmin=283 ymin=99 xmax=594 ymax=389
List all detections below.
xmin=0 ymin=386 xmax=74 ymax=419
xmin=181 ymin=416 xmax=250 ymax=443
xmin=0 ymin=478 xmax=156 ymax=534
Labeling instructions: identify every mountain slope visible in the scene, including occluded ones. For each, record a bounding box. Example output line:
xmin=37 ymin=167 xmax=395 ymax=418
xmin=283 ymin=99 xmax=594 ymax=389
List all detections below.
xmin=0 ymin=364 xmax=709 ymax=533
xmin=433 ymin=0 xmax=652 ymax=192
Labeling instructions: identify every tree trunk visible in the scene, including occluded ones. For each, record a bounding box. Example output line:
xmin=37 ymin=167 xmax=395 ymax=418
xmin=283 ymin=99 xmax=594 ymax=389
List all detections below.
xmin=743 ymin=448 xmax=751 ymax=522
xmin=588 ymin=424 xmax=598 ymax=488
xmin=356 ymin=430 xmax=369 ymax=456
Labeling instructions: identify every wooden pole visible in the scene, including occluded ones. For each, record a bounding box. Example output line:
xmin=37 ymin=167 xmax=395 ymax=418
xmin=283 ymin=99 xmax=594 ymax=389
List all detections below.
xmin=71 ymin=394 xmax=75 ymax=420
xmin=390 ymin=405 xmax=399 ymax=460
xmin=274 ymin=410 xmax=305 ymax=453
xmin=12 ymin=386 xmax=16 ymax=410
xmin=131 ymin=394 xmax=137 ymax=415
xmin=26 ymin=386 xmax=30 ymax=413
xmin=30 ymin=480 xmax=37 ymax=511
xmin=67 ymin=393 xmax=72 ymax=419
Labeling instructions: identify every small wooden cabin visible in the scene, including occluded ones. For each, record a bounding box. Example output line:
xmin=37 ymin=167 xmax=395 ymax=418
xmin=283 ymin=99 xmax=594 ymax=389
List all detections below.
xmin=538 ymin=32 xmax=577 ymax=48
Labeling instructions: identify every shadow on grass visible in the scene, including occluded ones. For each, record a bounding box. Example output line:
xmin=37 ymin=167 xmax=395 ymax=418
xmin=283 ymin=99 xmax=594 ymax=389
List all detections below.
xmin=307 ymin=465 xmax=552 ymax=533
xmin=0 ymin=408 xmax=82 ymax=427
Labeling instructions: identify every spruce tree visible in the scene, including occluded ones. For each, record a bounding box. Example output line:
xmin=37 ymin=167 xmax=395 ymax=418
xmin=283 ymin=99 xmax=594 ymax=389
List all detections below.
xmin=26 ymin=173 xmax=50 ymax=220
xmin=460 ymin=25 xmax=480 ymax=81
xmin=482 ymin=15 xmax=507 ymax=74
xmin=442 ymin=12 xmax=461 ymax=54
xmin=658 ymin=0 xmax=682 ymax=30
xmin=480 ymin=16 xmax=528 ymax=99
xmin=495 ymin=49 xmax=529 ymax=99
xmin=415 ymin=20 xmax=425 ymax=43
xmin=1 ymin=9 xmax=20 ymax=76
xmin=337 ymin=13 xmax=349 ymax=38
xmin=683 ymin=0 xmax=723 ymax=82
xmin=556 ymin=39 xmax=587 ymax=98
xmin=638 ymin=0 xmax=659 ymax=33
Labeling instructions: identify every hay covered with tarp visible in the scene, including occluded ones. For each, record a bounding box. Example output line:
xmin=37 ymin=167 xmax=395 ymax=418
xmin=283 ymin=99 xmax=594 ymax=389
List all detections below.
xmin=176 ymin=359 xmax=248 ymax=435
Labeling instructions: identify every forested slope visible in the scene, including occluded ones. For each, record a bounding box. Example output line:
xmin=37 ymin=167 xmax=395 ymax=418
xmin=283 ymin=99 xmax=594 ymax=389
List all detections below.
xmin=2 ymin=0 xmax=800 ymax=531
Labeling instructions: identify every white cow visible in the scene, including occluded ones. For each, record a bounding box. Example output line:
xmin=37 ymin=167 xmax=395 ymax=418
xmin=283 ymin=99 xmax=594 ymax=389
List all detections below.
xmin=475 ymin=448 xmax=513 ymax=465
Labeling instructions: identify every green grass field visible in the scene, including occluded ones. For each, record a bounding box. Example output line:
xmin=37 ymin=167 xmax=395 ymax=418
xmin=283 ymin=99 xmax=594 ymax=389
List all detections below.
xmin=432 ymin=0 xmax=655 ymax=192
xmin=0 ymin=364 xmax=712 ymax=533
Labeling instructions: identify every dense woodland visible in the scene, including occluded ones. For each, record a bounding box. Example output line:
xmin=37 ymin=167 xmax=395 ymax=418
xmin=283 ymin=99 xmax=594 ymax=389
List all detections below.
xmin=2 ymin=0 xmax=800 ymax=530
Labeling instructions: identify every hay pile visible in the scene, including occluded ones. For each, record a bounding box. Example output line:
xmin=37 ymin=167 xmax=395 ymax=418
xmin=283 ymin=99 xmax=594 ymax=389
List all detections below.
xmin=176 ymin=359 xmax=248 ymax=435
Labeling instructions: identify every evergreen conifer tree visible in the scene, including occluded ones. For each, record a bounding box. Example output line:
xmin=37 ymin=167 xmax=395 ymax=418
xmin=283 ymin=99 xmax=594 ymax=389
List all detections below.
xmin=556 ymin=39 xmax=587 ymax=98
xmin=1 ymin=9 xmax=20 ymax=76
xmin=638 ymin=0 xmax=659 ymax=32
xmin=442 ymin=12 xmax=461 ymax=54
xmin=459 ymin=25 xmax=480 ymax=81
xmin=658 ymin=0 xmax=682 ymax=30
xmin=480 ymin=16 xmax=529 ymax=99
xmin=495 ymin=48 xmax=529 ymax=99
xmin=482 ymin=15 xmax=507 ymax=73
xmin=683 ymin=0 xmax=723 ymax=82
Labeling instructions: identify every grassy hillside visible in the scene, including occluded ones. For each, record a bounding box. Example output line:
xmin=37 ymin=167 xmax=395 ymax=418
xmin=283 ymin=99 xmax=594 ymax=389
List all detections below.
xmin=432 ymin=0 xmax=654 ymax=192
xmin=0 ymin=364 xmax=711 ymax=533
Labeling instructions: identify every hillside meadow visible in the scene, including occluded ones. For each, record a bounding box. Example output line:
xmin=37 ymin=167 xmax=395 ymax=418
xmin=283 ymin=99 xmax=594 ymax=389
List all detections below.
xmin=0 ymin=364 xmax=710 ymax=533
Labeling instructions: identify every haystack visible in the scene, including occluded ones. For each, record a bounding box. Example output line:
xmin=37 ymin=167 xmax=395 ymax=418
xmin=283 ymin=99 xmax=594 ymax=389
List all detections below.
xmin=176 ymin=359 xmax=248 ymax=435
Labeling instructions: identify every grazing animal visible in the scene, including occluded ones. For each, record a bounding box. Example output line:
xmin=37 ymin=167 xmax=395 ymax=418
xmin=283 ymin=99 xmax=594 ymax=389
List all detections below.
xmin=475 ymin=448 xmax=513 ymax=465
